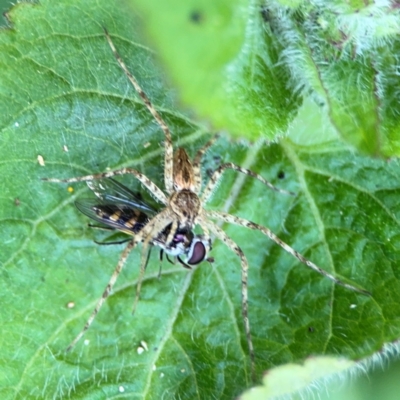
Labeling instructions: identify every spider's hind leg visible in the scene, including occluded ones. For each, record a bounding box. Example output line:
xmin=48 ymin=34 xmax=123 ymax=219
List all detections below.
xmin=201 ymin=218 xmax=256 ymax=382
xmin=192 ymin=135 xmax=220 ymax=193
xmin=66 ymin=239 xmax=136 ymax=352
xmin=202 ymin=163 xmax=295 ymax=204
xmin=206 ymin=210 xmax=371 ymax=296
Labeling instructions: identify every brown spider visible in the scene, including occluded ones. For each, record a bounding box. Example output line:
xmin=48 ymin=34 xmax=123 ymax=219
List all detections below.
xmin=43 ymin=28 xmax=369 ymax=381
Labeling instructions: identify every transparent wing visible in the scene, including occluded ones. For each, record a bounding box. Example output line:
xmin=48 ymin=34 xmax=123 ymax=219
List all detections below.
xmin=87 ymin=178 xmax=156 ymax=213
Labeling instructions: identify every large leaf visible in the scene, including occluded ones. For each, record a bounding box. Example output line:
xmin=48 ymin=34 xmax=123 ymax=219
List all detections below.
xmin=1 ymin=0 xmax=400 ymax=399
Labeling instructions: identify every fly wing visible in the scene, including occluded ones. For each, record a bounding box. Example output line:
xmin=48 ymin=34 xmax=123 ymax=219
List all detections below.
xmin=87 ymin=178 xmax=156 ymax=214
xmin=75 ymin=198 xmax=150 ymax=235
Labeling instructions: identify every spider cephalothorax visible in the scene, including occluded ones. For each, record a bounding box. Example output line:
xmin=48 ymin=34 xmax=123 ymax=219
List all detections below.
xmin=168 ymin=190 xmax=201 ymax=226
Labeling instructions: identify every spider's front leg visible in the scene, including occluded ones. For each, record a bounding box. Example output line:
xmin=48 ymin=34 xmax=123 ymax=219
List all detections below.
xmin=131 ymin=209 xmax=174 ymax=314
xmin=42 ymin=168 xmax=168 ymax=205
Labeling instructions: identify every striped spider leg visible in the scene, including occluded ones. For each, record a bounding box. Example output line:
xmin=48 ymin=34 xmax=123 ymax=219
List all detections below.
xmin=43 ymin=29 xmax=369 ymax=382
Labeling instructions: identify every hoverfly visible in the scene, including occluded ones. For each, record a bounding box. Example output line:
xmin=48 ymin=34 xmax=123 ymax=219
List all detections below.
xmin=78 ymin=177 xmax=211 ymax=269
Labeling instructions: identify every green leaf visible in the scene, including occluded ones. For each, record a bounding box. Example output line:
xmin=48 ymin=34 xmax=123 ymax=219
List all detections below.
xmin=1 ymin=0 xmax=400 ymax=399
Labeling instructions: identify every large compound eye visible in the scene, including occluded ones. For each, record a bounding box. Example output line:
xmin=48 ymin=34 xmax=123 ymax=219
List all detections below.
xmin=187 ymin=240 xmax=207 ymax=265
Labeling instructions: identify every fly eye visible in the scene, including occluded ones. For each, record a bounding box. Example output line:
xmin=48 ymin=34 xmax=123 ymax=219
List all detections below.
xmin=187 ymin=240 xmax=206 ymax=265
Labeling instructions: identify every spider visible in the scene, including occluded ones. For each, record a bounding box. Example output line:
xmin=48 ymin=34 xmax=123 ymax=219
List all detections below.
xmin=43 ymin=28 xmax=369 ymax=381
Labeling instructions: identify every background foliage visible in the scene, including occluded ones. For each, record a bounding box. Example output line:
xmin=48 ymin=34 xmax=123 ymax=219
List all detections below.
xmin=1 ymin=0 xmax=400 ymax=399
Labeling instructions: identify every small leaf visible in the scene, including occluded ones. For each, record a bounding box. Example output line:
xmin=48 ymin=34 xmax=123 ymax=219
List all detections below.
xmin=277 ymin=2 xmax=400 ymax=156
xmin=241 ymin=356 xmax=356 ymax=400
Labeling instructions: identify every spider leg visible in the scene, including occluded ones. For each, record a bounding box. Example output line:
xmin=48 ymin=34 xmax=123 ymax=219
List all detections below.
xmin=200 ymin=218 xmax=256 ymax=382
xmin=131 ymin=210 xmax=173 ymax=314
xmin=66 ymin=239 xmax=136 ymax=352
xmin=43 ymin=168 xmax=167 ymax=205
xmin=202 ymin=163 xmax=295 ymax=204
xmin=206 ymin=210 xmax=371 ymax=296
xmin=192 ymin=135 xmax=219 ymax=193
xmin=104 ymin=28 xmax=174 ymax=195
